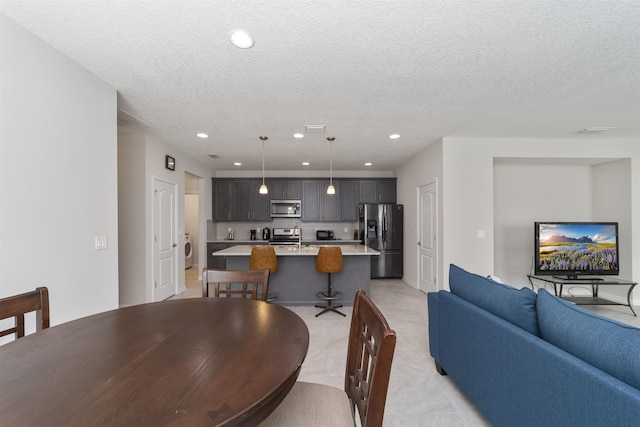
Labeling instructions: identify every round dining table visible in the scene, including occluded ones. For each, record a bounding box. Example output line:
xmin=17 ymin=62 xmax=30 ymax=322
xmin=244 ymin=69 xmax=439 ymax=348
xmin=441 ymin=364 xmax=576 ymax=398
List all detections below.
xmin=0 ymin=298 xmax=309 ymax=426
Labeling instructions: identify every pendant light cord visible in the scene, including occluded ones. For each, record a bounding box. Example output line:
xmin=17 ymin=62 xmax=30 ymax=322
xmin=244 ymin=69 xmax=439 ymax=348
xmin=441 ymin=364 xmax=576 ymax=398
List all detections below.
xmin=328 ymin=137 xmax=335 ymax=185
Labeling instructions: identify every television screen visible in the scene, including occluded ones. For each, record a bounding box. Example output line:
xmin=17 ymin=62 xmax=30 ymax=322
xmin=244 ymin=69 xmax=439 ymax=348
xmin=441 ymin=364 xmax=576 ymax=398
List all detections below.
xmin=534 ymin=222 xmax=619 ymax=278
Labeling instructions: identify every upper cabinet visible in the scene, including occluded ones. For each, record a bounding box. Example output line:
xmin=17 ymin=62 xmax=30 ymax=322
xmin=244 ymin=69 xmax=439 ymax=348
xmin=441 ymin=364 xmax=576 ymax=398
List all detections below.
xmin=213 ymin=177 xmax=396 ymax=222
xmin=301 ymin=180 xmax=321 ymax=221
xmin=320 ymin=181 xmax=340 ymax=221
xmin=250 ymin=180 xmax=271 ymax=221
xmin=212 ymin=180 xmax=232 ymax=221
xmin=269 ymin=179 xmax=301 ymax=200
xmin=359 ymin=178 xmax=396 ymax=204
xmin=339 ymin=180 xmax=359 ymax=221
xmin=212 ymin=178 xmax=271 ymax=222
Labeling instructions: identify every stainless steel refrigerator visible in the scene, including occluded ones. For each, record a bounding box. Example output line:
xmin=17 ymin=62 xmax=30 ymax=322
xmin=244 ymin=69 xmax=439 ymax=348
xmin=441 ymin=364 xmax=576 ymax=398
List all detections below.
xmin=359 ymin=204 xmax=403 ymax=278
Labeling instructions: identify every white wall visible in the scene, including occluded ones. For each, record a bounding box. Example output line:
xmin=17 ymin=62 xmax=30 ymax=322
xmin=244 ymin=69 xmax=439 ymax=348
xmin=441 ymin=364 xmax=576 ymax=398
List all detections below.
xmin=493 ymin=162 xmax=594 ymax=287
xmin=0 ymin=15 xmax=119 ymax=333
xmin=440 ymin=137 xmax=640 ymax=301
xmin=118 ymin=131 xmax=214 ymax=306
xmin=395 ymin=140 xmax=443 ymax=288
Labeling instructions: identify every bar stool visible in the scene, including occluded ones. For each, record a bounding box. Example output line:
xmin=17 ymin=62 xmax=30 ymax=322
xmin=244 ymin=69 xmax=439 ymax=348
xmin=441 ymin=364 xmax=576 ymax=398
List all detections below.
xmin=250 ymin=246 xmax=278 ymax=302
xmin=315 ymin=246 xmax=345 ymax=317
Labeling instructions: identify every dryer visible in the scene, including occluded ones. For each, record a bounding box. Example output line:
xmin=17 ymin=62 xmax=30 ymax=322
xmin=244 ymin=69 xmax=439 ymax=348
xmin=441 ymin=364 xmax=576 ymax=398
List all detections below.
xmin=184 ymin=234 xmax=193 ymax=269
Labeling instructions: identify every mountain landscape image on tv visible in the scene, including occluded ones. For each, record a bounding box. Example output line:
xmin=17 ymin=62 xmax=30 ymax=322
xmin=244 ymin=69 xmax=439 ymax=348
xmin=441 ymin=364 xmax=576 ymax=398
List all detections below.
xmin=535 ymin=222 xmax=619 ymax=276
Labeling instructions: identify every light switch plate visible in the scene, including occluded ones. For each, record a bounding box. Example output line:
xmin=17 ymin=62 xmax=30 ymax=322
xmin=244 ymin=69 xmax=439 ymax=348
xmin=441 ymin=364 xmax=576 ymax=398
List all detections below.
xmin=95 ymin=236 xmax=108 ymax=250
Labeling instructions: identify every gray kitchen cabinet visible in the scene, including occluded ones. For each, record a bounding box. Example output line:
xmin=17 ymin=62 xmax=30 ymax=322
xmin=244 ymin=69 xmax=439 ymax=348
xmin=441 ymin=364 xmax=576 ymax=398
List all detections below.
xmin=212 ymin=179 xmax=232 ymax=221
xmin=213 ymin=177 xmax=395 ymax=222
xmin=287 ymin=180 xmax=301 ymax=199
xmin=359 ymin=180 xmax=378 ymax=203
xmin=250 ymin=180 xmax=271 ymax=221
xmin=377 ymin=178 xmax=397 ymax=203
xmin=213 ymin=178 xmax=272 ymax=222
xmin=320 ymin=180 xmax=340 ymax=221
xmin=339 ymin=179 xmax=359 ymax=221
xmin=302 ymin=180 xmax=321 ymax=221
xmin=207 ymin=242 xmax=228 ymax=269
xmin=231 ymin=180 xmax=251 ymax=221
xmin=358 ymin=179 xmax=397 ymax=204
xmin=270 ymin=179 xmax=301 ymax=200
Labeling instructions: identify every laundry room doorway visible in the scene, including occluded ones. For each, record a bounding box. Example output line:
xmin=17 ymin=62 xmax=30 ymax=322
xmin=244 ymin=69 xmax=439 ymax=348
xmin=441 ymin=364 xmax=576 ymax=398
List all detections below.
xmin=184 ymin=172 xmax=201 ymax=274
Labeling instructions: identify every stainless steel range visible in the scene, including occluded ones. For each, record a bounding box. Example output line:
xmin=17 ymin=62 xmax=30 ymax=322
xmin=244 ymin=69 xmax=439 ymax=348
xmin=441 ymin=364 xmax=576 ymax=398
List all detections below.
xmin=269 ymin=227 xmax=301 ymax=246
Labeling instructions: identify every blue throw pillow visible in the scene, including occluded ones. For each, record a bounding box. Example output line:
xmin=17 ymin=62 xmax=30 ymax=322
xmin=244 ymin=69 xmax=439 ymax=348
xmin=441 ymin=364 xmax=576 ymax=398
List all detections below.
xmin=449 ymin=264 xmax=539 ymax=336
xmin=537 ymin=289 xmax=640 ymax=390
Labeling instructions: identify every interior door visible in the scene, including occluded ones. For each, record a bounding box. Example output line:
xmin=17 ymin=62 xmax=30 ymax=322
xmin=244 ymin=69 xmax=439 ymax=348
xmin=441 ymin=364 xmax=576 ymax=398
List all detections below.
xmin=153 ymin=177 xmax=177 ymax=301
xmin=418 ymin=182 xmax=437 ymax=293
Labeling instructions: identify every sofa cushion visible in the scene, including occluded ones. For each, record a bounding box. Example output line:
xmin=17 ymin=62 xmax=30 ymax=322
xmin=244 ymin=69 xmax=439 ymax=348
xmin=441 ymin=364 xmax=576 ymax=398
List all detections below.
xmin=449 ymin=264 xmax=539 ymax=336
xmin=537 ymin=289 xmax=640 ymax=390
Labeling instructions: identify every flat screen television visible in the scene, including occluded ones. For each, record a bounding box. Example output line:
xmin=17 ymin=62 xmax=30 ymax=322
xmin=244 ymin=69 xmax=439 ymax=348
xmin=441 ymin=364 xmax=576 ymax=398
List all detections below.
xmin=534 ymin=222 xmax=619 ymax=279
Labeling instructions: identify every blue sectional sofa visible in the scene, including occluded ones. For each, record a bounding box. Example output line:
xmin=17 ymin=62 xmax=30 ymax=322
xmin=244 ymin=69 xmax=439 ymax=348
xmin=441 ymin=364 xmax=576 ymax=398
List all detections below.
xmin=428 ymin=264 xmax=640 ymax=427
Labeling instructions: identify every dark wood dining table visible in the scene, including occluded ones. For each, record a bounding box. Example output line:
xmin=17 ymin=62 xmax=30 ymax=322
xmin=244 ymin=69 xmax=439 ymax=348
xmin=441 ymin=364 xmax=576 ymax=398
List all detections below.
xmin=0 ymin=298 xmax=309 ymax=426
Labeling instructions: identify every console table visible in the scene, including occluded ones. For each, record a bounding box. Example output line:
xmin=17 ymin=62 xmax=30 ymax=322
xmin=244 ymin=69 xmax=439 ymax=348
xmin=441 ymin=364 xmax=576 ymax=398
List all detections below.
xmin=527 ymin=275 xmax=637 ymax=316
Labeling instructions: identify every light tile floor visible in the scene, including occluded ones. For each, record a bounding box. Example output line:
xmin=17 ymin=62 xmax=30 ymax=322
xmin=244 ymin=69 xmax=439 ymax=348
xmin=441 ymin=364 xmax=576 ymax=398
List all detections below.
xmin=176 ymin=267 xmax=640 ymax=426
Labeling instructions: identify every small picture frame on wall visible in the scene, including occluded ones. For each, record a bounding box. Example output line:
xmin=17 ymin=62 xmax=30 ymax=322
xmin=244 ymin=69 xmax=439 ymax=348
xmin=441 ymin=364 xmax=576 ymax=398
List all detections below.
xmin=165 ymin=155 xmax=175 ymax=171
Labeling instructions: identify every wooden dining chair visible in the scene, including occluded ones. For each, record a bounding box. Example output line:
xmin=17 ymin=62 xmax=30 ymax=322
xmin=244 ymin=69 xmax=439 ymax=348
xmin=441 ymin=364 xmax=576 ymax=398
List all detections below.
xmin=261 ymin=289 xmax=397 ymax=427
xmin=202 ymin=268 xmax=270 ymax=301
xmin=0 ymin=287 xmax=50 ymax=340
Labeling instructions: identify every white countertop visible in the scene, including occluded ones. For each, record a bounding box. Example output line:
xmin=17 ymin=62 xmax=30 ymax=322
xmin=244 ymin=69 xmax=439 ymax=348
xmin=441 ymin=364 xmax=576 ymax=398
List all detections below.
xmin=211 ymin=244 xmax=380 ymax=256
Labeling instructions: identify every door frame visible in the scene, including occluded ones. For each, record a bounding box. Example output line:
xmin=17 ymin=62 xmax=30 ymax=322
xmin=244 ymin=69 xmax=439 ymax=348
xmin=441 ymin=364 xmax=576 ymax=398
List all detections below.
xmin=152 ymin=176 xmax=178 ymax=301
xmin=417 ymin=179 xmax=438 ymax=293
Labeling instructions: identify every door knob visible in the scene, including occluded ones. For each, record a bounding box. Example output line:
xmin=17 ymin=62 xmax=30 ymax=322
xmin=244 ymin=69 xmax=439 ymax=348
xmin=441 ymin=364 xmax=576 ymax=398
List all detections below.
xmin=173 ymin=243 xmax=177 ymax=247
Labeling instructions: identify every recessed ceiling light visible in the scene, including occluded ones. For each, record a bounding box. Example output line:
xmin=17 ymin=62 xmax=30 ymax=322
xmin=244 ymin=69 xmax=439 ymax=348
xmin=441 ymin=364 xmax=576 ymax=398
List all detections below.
xmin=364 ymin=162 xmax=372 ymax=166
xmin=197 ymin=133 xmax=208 ymax=139
xmin=302 ymin=162 xmax=310 ymax=166
xmin=293 ymin=133 xmax=304 ymax=139
xmin=229 ymin=30 xmax=254 ymax=49
xmin=234 ymin=162 xmax=242 ymax=166
xmin=389 ymin=134 xmax=400 ymax=139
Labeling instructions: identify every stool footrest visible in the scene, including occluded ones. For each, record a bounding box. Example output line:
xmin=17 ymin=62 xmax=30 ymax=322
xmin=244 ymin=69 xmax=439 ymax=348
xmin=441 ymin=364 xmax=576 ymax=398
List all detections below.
xmin=316 ymin=291 xmax=343 ymax=300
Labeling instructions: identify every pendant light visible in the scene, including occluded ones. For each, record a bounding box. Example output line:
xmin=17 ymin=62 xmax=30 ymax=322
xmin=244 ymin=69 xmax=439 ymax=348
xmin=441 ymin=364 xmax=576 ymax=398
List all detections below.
xmin=326 ymin=137 xmax=336 ymax=195
xmin=259 ymin=136 xmax=268 ymax=194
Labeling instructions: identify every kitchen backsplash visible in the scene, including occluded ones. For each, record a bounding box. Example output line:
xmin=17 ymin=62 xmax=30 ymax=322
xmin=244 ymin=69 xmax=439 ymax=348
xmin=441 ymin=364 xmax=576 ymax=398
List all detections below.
xmin=208 ymin=219 xmax=358 ymax=241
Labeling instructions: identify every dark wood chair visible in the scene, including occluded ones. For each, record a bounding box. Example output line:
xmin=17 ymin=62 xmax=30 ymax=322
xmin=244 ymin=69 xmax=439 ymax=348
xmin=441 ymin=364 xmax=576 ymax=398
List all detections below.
xmin=262 ymin=290 xmax=397 ymax=427
xmin=0 ymin=287 xmax=50 ymax=340
xmin=202 ymin=268 xmax=270 ymax=301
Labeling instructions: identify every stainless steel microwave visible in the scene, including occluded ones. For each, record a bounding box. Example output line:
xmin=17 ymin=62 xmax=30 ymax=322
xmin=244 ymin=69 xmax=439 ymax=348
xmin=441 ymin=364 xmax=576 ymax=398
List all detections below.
xmin=270 ymin=200 xmax=301 ymax=218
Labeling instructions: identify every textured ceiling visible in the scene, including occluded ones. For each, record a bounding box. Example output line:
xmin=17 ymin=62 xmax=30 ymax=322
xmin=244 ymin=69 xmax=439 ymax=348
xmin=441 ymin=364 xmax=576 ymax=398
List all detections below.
xmin=1 ymin=0 xmax=638 ymax=172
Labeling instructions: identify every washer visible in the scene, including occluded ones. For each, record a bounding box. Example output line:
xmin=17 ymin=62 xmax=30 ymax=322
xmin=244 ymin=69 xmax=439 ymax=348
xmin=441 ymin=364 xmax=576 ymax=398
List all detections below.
xmin=184 ymin=234 xmax=193 ymax=269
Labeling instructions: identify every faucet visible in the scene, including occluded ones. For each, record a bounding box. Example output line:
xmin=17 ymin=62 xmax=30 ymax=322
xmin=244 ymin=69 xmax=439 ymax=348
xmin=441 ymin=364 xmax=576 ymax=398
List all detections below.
xmin=294 ymin=225 xmax=301 ymax=249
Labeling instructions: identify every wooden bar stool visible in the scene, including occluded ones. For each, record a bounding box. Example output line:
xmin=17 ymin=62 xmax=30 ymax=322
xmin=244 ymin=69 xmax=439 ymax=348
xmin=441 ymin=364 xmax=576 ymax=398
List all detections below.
xmin=315 ymin=246 xmax=345 ymax=317
xmin=250 ymin=246 xmax=278 ymax=302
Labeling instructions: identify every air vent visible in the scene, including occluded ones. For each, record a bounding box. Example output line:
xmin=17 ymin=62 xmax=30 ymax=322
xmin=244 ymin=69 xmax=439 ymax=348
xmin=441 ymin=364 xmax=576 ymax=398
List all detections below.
xmin=305 ymin=125 xmax=326 ymax=133
xmin=117 ymin=109 xmax=150 ymax=128
xmin=207 ymin=153 xmax=220 ymax=159
xmin=579 ymin=127 xmax=615 ymax=134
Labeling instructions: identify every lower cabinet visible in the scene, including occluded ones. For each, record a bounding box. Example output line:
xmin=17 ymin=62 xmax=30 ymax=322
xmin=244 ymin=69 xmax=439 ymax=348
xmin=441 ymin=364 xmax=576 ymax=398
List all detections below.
xmin=207 ymin=243 xmax=228 ymax=270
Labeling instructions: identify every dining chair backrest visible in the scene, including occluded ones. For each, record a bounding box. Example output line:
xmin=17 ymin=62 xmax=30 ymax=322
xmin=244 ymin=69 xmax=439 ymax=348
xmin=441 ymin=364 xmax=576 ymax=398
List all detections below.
xmin=249 ymin=246 xmax=278 ymax=273
xmin=202 ymin=269 xmax=270 ymax=301
xmin=0 ymin=287 xmax=50 ymax=340
xmin=346 ymin=289 xmax=397 ymax=427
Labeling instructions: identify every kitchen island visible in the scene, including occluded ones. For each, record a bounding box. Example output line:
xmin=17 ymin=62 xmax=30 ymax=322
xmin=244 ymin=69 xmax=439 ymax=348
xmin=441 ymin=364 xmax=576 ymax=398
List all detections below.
xmin=210 ymin=244 xmax=379 ymax=305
